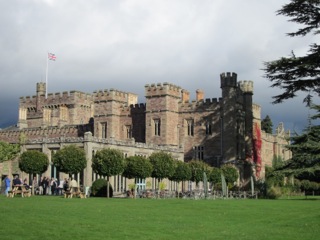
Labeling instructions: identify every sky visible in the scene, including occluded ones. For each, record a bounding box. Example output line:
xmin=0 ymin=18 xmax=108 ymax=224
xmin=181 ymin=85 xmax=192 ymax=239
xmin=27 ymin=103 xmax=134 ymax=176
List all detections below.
xmin=0 ymin=0 xmax=318 ymax=133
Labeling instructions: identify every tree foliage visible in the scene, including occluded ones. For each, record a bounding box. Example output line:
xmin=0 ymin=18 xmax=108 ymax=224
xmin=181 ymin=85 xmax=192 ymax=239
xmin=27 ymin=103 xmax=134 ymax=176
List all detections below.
xmin=263 ymin=0 xmax=320 ymax=104
xmin=272 ymin=155 xmax=285 ymax=169
xmin=53 ymin=145 xmax=87 ymax=175
xmin=188 ymin=160 xmax=211 ymax=184
xmin=169 ymin=161 xmax=192 ymax=183
xmin=261 ymin=115 xmax=273 ymax=134
xmin=122 ymin=155 xmax=153 ymax=179
xmin=19 ymin=150 xmax=49 ymax=175
xmin=92 ymin=148 xmax=125 ymax=177
xmin=274 ymin=104 xmax=320 ymax=181
xmin=208 ymin=167 xmax=222 ymax=184
xmin=280 ymin=125 xmax=320 ymax=178
xmin=149 ymin=151 xmax=175 ymax=181
xmin=221 ymin=164 xmax=239 ymax=184
xmin=0 ymin=141 xmax=19 ymax=163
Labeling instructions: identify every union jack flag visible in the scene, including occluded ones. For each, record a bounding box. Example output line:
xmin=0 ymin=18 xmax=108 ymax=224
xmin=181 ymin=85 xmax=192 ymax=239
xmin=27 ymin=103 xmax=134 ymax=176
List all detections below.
xmin=48 ymin=53 xmax=56 ymax=61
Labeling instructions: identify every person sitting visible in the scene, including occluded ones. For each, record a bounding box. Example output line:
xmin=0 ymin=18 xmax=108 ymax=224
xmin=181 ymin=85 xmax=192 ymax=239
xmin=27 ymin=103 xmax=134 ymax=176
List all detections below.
xmin=23 ymin=179 xmax=30 ymax=190
xmin=13 ymin=175 xmax=22 ymax=186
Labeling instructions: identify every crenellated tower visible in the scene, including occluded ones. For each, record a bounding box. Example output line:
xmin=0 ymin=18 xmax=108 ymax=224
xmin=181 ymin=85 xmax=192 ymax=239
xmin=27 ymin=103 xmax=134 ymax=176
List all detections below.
xmin=220 ymin=72 xmax=238 ymax=162
xmin=93 ymin=89 xmax=138 ymax=139
xmin=145 ymin=83 xmax=181 ymax=146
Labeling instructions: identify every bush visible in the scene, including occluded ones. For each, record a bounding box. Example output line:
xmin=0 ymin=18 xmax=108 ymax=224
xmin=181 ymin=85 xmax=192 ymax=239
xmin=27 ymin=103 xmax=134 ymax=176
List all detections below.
xmin=91 ymin=179 xmax=113 ymax=198
xmin=267 ymin=186 xmax=282 ymax=199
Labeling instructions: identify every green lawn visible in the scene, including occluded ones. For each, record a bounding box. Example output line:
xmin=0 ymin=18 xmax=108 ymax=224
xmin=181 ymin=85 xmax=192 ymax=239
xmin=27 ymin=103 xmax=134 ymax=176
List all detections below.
xmin=0 ymin=195 xmax=319 ymax=240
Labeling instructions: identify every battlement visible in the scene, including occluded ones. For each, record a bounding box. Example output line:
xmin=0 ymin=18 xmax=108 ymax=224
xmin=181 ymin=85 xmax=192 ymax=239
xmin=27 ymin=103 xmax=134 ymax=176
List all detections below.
xmin=220 ymin=72 xmax=237 ymax=88
xmin=145 ymin=82 xmax=182 ymax=98
xmin=179 ymin=98 xmax=220 ymax=111
xmin=120 ymin=103 xmax=146 ymax=112
xmin=93 ymin=88 xmax=136 ymax=104
xmin=238 ymin=80 xmax=253 ymax=94
xmin=20 ymin=89 xmax=93 ymax=105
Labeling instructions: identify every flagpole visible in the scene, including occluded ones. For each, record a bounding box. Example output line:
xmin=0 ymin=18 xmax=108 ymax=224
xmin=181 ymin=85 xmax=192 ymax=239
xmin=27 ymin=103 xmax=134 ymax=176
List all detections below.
xmin=45 ymin=52 xmax=48 ymax=99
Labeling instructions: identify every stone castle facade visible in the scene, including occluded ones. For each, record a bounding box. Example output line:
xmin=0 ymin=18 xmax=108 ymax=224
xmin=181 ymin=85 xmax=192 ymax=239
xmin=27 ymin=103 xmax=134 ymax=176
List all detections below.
xmin=0 ymin=72 xmax=291 ymax=192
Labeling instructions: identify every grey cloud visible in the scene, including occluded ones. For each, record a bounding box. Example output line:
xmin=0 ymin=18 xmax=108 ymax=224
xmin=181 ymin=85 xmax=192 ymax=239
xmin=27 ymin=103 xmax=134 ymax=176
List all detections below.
xmin=0 ymin=0 xmax=316 ymax=133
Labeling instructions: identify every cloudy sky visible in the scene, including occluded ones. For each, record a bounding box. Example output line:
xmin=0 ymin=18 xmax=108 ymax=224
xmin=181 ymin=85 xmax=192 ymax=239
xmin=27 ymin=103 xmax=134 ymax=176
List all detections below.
xmin=0 ymin=0 xmax=317 ymax=133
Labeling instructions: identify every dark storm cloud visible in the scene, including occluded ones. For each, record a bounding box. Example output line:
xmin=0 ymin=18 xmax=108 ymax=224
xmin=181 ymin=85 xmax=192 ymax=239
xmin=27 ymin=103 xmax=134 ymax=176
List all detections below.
xmin=0 ymin=0 xmax=317 ymax=133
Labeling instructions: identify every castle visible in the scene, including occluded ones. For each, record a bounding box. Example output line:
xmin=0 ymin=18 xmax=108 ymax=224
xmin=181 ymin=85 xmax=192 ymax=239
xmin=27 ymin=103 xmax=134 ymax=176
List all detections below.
xmin=0 ymin=72 xmax=291 ymax=192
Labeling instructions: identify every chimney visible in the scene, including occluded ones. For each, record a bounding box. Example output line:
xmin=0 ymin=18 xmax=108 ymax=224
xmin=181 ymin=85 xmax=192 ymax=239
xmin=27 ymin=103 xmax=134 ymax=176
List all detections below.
xmin=181 ymin=90 xmax=190 ymax=103
xmin=196 ymin=89 xmax=204 ymax=101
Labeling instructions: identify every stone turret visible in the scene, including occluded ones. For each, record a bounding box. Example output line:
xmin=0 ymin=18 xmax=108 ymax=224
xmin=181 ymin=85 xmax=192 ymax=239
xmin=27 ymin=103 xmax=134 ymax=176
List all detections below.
xmin=220 ymin=72 xmax=238 ymax=163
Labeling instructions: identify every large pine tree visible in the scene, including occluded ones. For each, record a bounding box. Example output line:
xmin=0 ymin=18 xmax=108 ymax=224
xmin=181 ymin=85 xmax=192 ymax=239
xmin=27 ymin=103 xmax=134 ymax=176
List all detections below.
xmin=264 ymin=1 xmax=320 ymax=181
xmin=264 ymin=0 xmax=320 ymax=104
xmin=278 ymin=105 xmax=320 ymax=181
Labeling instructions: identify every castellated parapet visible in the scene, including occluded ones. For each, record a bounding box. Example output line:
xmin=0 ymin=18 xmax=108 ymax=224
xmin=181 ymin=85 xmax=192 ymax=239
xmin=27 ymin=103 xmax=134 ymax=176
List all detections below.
xmin=145 ymin=82 xmax=182 ymax=99
xmin=220 ymin=72 xmax=237 ymax=88
xmin=238 ymin=80 xmax=253 ymax=94
xmin=120 ymin=103 xmax=146 ymax=114
xmin=20 ymin=90 xmax=93 ymax=108
xmin=93 ymin=89 xmax=137 ymax=105
xmin=179 ymin=98 xmax=220 ymax=112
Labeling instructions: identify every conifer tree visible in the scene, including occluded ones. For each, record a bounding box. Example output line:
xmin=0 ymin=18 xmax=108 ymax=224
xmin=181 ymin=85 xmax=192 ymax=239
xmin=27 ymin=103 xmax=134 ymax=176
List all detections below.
xmin=277 ymin=105 xmax=320 ymax=181
xmin=261 ymin=115 xmax=273 ymax=134
xmin=264 ymin=0 xmax=320 ymax=104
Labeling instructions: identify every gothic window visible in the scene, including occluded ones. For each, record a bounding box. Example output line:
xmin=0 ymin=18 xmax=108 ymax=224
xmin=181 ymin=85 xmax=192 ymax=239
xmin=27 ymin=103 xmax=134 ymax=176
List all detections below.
xmin=193 ymin=146 xmax=204 ymax=160
xmin=101 ymin=122 xmax=107 ymax=138
xmin=205 ymin=122 xmax=212 ymax=135
xmin=187 ymin=119 xmax=194 ymax=136
xmin=154 ymin=119 xmax=161 ymax=136
xmin=126 ymin=125 xmax=132 ymax=139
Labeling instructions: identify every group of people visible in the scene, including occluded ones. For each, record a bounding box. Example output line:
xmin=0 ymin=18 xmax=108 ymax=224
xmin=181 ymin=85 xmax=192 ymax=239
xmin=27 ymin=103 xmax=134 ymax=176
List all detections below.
xmin=3 ymin=175 xmax=79 ymax=197
xmin=35 ymin=177 xmax=79 ymax=195
xmin=4 ymin=175 xmax=31 ymax=197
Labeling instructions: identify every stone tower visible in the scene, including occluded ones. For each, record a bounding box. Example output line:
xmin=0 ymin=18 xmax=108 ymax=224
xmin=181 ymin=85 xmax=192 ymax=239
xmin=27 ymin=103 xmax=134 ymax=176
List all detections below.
xmin=220 ymin=72 xmax=238 ymax=162
xmin=145 ymin=83 xmax=181 ymax=146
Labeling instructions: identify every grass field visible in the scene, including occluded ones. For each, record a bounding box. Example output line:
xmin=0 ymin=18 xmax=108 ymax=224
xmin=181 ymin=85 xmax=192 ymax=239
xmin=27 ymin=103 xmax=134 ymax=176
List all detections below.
xmin=0 ymin=195 xmax=319 ymax=240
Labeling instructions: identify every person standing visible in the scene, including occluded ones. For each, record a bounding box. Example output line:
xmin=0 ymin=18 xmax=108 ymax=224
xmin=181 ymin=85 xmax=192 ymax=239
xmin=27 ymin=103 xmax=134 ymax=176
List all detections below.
xmin=41 ymin=177 xmax=48 ymax=195
xmin=50 ymin=178 xmax=57 ymax=196
xmin=69 ymin=177 xmax=78 ymax=193
xmin=4 ymin=176 xmax=11 ymax=197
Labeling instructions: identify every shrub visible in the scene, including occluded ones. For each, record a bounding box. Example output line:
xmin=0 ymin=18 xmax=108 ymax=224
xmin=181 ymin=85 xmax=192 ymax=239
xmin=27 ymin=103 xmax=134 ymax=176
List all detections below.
xmin=91 ymin=179 xmax=113 ymax=198
xmin=267 ymin=186 xmax=282 ymax=199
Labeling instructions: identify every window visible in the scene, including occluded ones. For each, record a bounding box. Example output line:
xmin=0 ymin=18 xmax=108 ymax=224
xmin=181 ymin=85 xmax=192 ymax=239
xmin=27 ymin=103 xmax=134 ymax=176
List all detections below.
xmin=136 ymin=178 xmax=146 ymax=193
xmin=154 ymin=119 xmax=161 ymax=136
xmin=126 ymin=125 xmax=132 ymax=139
xmin=205 ymin=122 xmax=212 ymax=135
xmin=115 ymin=175 xmax=126 ymax=192
xmin=101 ymin=122 xmax=107 ymax=138
xmin=187 ymin=119 xmax=194 ymax=136
xmin=193 ymin=146 xmax=204 ymax=160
